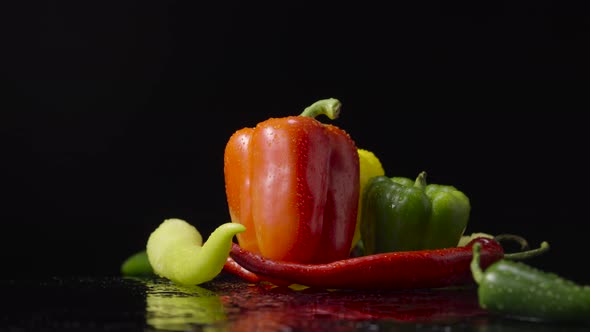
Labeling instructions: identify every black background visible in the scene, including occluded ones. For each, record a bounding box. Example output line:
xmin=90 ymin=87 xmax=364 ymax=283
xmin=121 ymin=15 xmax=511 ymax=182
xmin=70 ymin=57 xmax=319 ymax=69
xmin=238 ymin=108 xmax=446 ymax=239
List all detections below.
xmin=2 ymin=2 xmax=589 ymax=283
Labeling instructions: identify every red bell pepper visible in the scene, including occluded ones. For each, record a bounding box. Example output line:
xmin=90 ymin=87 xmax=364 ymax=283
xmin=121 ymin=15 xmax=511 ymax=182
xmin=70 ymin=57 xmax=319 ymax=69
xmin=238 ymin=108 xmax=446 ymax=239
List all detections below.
xmin=223 ymin=98 xmax=359 ymax=264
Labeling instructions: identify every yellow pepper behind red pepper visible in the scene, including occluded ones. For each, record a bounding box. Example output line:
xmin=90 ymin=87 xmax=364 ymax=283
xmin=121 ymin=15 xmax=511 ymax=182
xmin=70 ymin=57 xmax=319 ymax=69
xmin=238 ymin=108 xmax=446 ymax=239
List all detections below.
xmin=350 ymin=149 xmax=385 ymax=251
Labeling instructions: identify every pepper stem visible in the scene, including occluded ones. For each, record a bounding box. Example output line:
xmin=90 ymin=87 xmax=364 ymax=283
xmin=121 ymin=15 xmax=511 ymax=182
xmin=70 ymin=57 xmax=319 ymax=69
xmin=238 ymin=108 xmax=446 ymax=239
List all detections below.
xmin=494 ymin=233 xmax=529 ymax=251
xmin=470 ymin=242 xmax=484 ymax=285
xmin=503 ymin=241 xmax=550 ymax=260
xmin=300 ymin=98 xmax=341 ymax=120
xmin=414 ymin=171 xmax=427 ymax=189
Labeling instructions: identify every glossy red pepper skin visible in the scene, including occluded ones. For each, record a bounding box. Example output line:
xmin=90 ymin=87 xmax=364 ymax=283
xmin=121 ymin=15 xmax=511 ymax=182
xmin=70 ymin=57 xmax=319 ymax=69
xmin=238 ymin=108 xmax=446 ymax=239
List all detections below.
xmin=227 ymin=237 xmax=504 ymax=290
xmin=224 ymin=103 xmax=359 ymax=264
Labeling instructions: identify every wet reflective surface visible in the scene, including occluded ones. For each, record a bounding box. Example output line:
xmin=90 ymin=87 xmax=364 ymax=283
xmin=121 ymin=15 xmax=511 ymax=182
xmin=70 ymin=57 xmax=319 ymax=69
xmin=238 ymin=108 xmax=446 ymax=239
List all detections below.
xmin=2 ymin=273 xmax=588 ymax=331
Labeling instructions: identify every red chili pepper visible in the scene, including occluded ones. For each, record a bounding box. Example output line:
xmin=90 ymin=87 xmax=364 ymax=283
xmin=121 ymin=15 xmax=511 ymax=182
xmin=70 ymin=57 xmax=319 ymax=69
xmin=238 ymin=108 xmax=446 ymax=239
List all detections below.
xmin=227 ymin=237 xmax=504 ymax=290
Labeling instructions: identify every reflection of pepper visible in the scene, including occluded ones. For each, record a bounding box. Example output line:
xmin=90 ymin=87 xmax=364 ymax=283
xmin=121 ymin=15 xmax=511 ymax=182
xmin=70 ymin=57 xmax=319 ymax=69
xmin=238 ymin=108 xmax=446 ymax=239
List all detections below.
xmin=224 ymin=98 xmax=359 ymax=264
xmin=221 ymin=279 xmax=486 ymax=326
xmin=145 ymin=279 xmax=227 ymax=330
xmin=360 ymin=172 xmax=470 ymax=254
xmin=228 ymin=237 xmax=504 ymax=290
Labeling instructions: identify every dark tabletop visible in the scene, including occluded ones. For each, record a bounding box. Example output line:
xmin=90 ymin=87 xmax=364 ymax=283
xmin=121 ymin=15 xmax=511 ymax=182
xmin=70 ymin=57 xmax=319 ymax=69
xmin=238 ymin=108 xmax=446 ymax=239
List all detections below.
xmin=2 ymin=273 xmax=588 ymax=332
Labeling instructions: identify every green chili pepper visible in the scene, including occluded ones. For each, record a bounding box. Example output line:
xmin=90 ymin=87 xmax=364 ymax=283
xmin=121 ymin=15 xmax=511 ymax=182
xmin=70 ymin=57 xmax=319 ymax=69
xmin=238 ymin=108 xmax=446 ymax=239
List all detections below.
xmin=121 ymin=250 xmax=154 ymax=277
xmin=471 ymin=242 xmax=590 ymax=323
xmin=360 ymin=171 xmax=470 ymax=254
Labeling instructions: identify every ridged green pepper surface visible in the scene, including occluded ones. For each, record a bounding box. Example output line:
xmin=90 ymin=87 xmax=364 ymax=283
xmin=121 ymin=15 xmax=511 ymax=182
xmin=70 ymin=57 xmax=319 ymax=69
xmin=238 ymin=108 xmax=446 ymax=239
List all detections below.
xmin=360 ymin=171 xmax=470 ymax=254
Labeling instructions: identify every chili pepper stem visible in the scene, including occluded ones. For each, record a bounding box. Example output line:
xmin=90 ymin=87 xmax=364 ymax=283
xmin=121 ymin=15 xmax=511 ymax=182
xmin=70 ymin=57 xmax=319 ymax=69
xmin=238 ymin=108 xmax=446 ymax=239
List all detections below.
xmin=494 ymin=234 xmax=530 ymax=251
xmin=470 ymin=243 xmax=485 ymax=285
xmin=300 ymin=98 xmax=341 ymax=120
xmin=472 ymin=240 xmax=550 ymax=283
xmin=503 ymin=241 xmax=550 ymax=260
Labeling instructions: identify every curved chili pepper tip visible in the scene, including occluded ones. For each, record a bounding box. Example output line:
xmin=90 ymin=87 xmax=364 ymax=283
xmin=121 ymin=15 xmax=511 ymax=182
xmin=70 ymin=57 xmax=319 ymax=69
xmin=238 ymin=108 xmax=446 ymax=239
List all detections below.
xmin=223 ymin=257 xmax=293 ymax=287
xmin=503 ymin=241 xmax=550 ymax=260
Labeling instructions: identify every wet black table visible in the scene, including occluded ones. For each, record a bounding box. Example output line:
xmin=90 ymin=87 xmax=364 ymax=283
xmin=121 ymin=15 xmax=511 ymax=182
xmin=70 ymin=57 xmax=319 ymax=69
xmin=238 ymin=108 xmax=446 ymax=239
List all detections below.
xmin=2 ymin=273 xmax=587 ymax=332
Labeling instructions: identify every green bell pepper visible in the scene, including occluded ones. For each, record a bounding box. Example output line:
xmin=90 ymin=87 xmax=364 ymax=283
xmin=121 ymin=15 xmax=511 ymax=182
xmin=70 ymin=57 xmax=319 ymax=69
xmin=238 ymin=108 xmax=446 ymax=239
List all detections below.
xmin=360 ymin=171 xmax=470 ymax=254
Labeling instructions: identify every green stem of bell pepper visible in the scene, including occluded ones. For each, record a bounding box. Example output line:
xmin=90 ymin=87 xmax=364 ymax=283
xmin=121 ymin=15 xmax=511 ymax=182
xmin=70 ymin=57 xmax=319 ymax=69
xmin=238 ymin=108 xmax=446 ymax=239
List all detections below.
xmin=299 ymin=98 xmax=341 ymax=119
